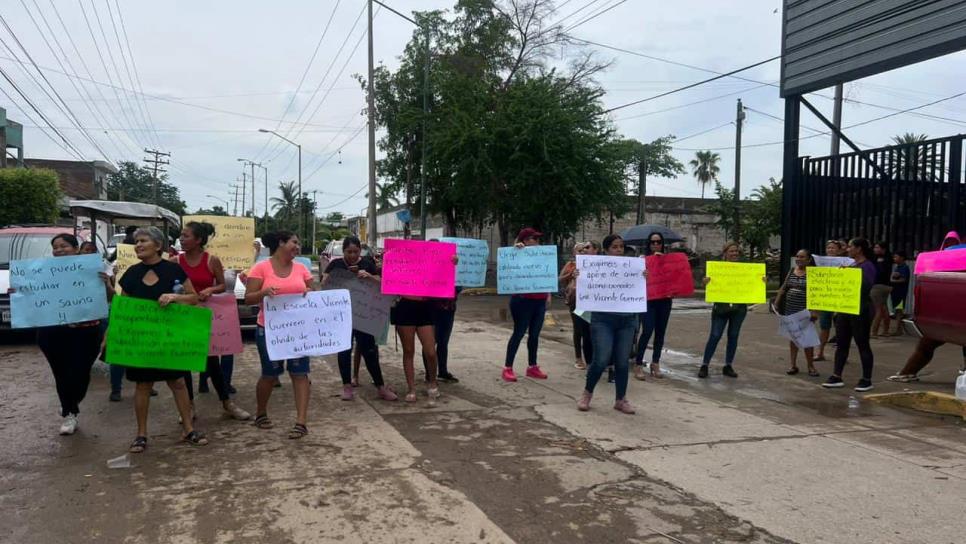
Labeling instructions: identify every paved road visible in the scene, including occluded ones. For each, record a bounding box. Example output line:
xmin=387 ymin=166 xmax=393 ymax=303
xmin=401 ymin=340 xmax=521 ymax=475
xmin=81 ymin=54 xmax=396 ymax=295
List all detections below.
xmin=1 ymin=296 xmax=964 ymax=543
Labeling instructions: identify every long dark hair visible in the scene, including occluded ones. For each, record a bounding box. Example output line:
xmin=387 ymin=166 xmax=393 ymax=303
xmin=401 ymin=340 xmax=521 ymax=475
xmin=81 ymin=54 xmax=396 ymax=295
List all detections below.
xmin=186 ymin=221 xmax=215 ymax=248
xmin=850 ymin=237 xmax=874 ymax=261
xmin=795 ymin=248 xmax=816 ymax=268
xmin=51 ymin=233 xmax=79 ymax=248
xmin=263 ymin=230 xmax=296 ymax=256
xmin=643 ymin=231 xmax=665 ymax=256
xmin=601 ymin=234 xmax=623 ymax=253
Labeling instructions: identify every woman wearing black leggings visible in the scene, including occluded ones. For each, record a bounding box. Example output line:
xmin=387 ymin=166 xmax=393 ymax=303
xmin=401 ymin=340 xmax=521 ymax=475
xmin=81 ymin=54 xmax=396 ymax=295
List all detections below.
xmin=823 ymin=238 xmax=877 ymax=392
xmin=503 ymin=228 xmax=550 ymax=382
xmin=34 ymin=234 xmax=113 ymax=435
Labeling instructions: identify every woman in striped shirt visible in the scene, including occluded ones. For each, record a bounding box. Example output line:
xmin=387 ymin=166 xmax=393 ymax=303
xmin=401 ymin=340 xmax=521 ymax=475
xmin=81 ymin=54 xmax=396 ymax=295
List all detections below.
xmin=777 ymin=249 xmax=819 ymax=376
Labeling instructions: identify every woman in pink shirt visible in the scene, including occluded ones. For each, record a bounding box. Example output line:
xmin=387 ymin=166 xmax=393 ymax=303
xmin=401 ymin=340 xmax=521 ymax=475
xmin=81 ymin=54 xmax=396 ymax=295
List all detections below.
xmin=244 ymin=231 xmax=315 ymax=439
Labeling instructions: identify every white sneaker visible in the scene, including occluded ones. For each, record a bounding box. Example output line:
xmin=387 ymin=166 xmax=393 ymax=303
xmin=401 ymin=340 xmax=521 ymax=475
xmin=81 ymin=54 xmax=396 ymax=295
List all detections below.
xmin=59 ymin=414 xmax=77 ymax=435
xmin=223 ymin=401 xmax=251 ymax=421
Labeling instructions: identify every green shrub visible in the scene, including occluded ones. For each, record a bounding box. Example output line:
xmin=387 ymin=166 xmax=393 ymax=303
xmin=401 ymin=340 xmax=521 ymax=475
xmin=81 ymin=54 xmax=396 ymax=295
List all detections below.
xmin=0 ymin=168 xmax=62 ymax=226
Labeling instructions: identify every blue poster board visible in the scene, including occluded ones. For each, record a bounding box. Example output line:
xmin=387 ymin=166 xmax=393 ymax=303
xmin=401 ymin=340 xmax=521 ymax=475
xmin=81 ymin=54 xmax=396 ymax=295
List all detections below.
xmin=497 ymin=245 xmax=558 ymax=294
xmin=440 ymin=237 xmax=489 ymax=287
xmin=9 ymin=254 xmax=109 ymax=328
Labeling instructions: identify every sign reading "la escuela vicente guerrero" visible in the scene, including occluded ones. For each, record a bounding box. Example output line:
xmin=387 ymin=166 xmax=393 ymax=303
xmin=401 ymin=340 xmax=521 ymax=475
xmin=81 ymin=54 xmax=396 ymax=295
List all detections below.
xmin=263 ymin=291 xmax=352 ymax=360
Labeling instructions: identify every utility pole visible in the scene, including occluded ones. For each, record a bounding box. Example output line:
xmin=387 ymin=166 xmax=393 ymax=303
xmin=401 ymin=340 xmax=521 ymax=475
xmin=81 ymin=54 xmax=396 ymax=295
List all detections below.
xmin=264 ymin=166 xmax=269 ymax=228
xmin=830 ymin=83 xmax=844 ymax=177
xmin=311 ymin=190 xmax=318 ymax=253
xmin=734 ymin=99 xmax=745 ymax=243
xmin=366 ymin=0 xmax=378 ymax=248
xmin=419 ymin=24 xmax=430 ymax=239
xmin=637 ymin=155 xmax=647 ymax=225
xmin=240 ymin=172 xmax=248 ymax=217
xmin=249 ymin=161 xmax=256 ymax=217
xmin=230 ymin=184 xmax=240 ymax=216
xmin=142 ymin=148 xmax=170 ymax=204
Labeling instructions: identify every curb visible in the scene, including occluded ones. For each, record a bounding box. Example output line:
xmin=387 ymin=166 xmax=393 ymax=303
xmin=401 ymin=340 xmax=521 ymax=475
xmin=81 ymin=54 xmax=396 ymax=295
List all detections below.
xmin=864 ymin=391 xmax=966 ymax=420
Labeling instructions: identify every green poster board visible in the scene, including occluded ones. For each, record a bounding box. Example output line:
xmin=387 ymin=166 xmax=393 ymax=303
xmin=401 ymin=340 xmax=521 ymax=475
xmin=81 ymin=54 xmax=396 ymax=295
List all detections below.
xmin=106 ymin=296 xmax=212 ymax=372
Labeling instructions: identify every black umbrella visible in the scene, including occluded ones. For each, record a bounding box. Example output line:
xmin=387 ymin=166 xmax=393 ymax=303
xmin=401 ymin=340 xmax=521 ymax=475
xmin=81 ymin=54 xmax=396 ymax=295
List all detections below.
xmin=620 ymin=224 xmax=685 ymax=246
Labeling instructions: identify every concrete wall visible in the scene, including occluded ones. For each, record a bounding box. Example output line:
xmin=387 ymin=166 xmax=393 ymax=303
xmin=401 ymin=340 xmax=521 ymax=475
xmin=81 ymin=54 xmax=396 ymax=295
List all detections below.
xmin=23 ymin=159 xmax=115 ymax=201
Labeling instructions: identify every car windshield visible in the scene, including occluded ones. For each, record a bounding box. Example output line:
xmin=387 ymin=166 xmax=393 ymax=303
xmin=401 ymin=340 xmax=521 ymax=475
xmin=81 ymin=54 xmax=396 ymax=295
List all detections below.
xmin=0 ymin=234 xmax=54 ymax=267
xmin=109 ymin=234 xmax=125 ymax=247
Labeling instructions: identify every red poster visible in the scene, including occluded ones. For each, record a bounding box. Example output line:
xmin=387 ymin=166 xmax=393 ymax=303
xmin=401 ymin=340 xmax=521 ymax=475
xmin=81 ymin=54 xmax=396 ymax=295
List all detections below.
xmin=645 ymin=253 xmax=694 ymax=300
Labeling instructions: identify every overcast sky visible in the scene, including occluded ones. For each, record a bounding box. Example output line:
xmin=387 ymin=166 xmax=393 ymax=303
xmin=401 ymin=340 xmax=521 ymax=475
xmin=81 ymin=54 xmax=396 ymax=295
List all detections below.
xmin=3 ymin=0 xmax=966 ymax=218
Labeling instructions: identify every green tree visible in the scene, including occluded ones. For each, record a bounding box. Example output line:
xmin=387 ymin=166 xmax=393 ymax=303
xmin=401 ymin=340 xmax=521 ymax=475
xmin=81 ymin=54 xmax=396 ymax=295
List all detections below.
xmin=743 ymin=178 xmax=782 ymax=259
xmin=106 ymin=161 xmax=187 ymax=215
xmin=611 ymin=136 xmax=686 ymax=224
xmin=689 ymin=150 xmax=721 ymax=199
xmin=270 ymin=181 xmax=299 ymax=227
xmin=709 ymin=181 xmax=738 ymax=242
xmin=889 ymin=132 xmax=938 ymax=181
xmin=192 ymin=206 xmax=228 ymax=216
xmin=365 ymin=183 xmax=400 ymax=210
xmin=366 ymin=0 xmax=624 ymax=245
xmin=0 ymin=167 xmax=62 ymax=225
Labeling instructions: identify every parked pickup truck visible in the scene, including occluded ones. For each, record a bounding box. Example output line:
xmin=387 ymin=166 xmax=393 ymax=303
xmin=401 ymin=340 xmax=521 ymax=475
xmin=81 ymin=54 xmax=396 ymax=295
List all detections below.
xmin=912 ymin=272 xmax=966 ymax=345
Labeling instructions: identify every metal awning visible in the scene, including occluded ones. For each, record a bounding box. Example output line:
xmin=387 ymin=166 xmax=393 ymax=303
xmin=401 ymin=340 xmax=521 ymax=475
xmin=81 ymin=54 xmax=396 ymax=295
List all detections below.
xmin=68 ymin=200 xmax=181 ymax=229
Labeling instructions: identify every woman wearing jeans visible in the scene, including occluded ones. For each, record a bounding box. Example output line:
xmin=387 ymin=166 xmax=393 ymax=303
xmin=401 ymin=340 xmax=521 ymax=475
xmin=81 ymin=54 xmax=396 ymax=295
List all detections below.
xmin=822 ymin=238 xmax=877 ymax=392
xmin=503 ymin=227 xmax=550 ymax=382
xmin=698 ymin=242 xmax=761 ymax=379
xmin=634 ymin=232 xmax=672 ymax=380
xmin=245 ymin=231 xmax=315 ymax=439
xmin=577 ymin=234 xmax=642 ymax=414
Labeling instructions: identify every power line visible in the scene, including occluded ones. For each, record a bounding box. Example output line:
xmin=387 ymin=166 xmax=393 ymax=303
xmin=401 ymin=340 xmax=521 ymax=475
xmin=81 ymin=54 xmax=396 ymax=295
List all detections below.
xmin=563 ymin=0 xmax=629 ymax=33
xmin=252 ymin=0 xmax=343 ymax=163
xmin=77 ymin=0 xmax=146 ymax=148
xmin=675 ymin=90 xmax=966 ymax=151
xmin=17 ymin=0 xmax=128 ymax=161
xmin=0 ymin=13 xmax=110 ymax=160
xmin=45 ymin=0 xmax=140 ymax=156
xmin=672 ymin=121 xmax=734 ymax=143
xmin=616 ymin=82 xmax=773 ymax=121
xmin=105 ymin=0 xmax=161 ymax=148
xmin=0 ymin=77 xmax=84 ymax=159
xmin=604 ymin=55 xmax=781 ymax=113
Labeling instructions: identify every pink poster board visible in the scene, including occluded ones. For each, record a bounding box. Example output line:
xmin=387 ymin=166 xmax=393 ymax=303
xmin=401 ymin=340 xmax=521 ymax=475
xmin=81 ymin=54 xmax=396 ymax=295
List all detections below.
xmin=201 ymin=293 xmax=243 ymax=356
xmin=645 ymin=253 xmax=695 ymax=300
xmin=914 ymin=248 xmax=966 ymax=275
xmin=381 ymin=239 xmax=457 ymax=298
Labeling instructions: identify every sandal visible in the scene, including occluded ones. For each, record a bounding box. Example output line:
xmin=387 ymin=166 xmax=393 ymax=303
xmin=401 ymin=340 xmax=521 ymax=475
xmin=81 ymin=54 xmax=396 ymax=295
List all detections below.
xmin=129 ymin=436 xmax=147 ymax=454
xmin=288 ymin=423 xmax=308 ymax=440
xmin=814 ymin=355 xmax=826 ymax=362
xmin=182 ymin=430 xmax=209 ymax=446
xmin=574 ymin=360 xmax=587 ymax=370
xmin=649 ymin=363 xmax=664 ymax=379
xmin=254 ymin=414 xmax=274 ymax=429
xmin=807 ymin=369 xmax=820 ymax=377
xmin=633 ymin=365 xmax=647 ymax=381
xmin=404 ymin=392 xmax=417 ymax=403
xmin=786 ymin=367 xmax=800 ymax=375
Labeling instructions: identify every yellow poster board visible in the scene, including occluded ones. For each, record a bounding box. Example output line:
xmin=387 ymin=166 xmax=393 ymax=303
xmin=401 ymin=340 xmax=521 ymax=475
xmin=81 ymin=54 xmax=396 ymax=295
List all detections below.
xmin=182 ymin=215 xmax=255 ymax=270
xmin=704 ymin=261 xmax=766 ymax=304
xmin=114 ymin=243 xmax=137 ymax=294
xmin=805 ymin=266 xmax=861 ymax=315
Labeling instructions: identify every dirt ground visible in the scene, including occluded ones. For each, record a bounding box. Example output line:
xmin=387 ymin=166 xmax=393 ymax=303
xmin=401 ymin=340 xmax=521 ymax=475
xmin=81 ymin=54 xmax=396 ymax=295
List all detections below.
xmin=1 ymin=294 xmax=964 ymax=543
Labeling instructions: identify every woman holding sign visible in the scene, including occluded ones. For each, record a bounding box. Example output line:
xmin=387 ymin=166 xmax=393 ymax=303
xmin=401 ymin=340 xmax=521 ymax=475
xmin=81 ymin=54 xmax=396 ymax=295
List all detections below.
xmin=176 ymin=221 xmax=251 ymax=421
xmin=116 ymin=227 xmax=208 ymax=452
xmin=776 ymin=249 xmax=820 ymax=377
xmin=822 ymin=238 xmax=877 ymax=391
xmin=633 ymin=232 xmax=673 ymax=380
xmin=576 ymin=234 xmax=643 ymax=414
xmin=322 ymin=236 xmax=397 ymax=402
xmin=503 ymin=228 xmax=550 ymax=382
xmin=245 ymin=231 xmax=315 ymax=439
xmin=33 ymin=234 xmax=112 ymax=435
xmin=560 ymin=242 xmax=593 ymax=370
xmin=698 ymin=242 xmax=759 ymax=379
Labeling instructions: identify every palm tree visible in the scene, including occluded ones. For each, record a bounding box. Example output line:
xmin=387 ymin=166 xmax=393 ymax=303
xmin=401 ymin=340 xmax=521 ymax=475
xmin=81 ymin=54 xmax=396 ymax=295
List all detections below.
xmin=887 ymin=133 xmax=942 ymax=181
xmin=270 ymin=181 xmax=299 ymax=224
xmin=689 ymin=150 xmax=721 ymax=199
xmin=365 ymin=183 xmax=400 ymax=210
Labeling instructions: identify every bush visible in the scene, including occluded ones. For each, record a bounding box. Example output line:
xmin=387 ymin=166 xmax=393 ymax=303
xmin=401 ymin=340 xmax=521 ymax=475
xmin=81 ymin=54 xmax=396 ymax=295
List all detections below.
xmin=0 ymin=168 xmax=62 ymax=226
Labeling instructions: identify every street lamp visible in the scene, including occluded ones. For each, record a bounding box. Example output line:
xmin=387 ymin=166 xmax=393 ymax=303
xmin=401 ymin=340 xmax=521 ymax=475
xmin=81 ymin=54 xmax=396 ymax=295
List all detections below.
xmin=259 ymin=129 xmax=302 ymax=241
xmin=205 ymin=194 xmax=230 ymax=214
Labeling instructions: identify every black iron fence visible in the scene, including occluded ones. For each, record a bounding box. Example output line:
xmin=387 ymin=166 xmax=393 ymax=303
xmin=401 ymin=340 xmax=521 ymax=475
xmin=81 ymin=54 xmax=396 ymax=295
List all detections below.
xmin=785 ymin=134 xmax=965 ymax=258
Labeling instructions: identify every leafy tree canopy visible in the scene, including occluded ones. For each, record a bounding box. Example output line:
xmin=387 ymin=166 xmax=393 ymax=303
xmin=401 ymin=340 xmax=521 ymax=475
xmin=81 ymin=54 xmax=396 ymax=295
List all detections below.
xmin=0 ymin=167 xmax=62 ymax=226
xmin=106 ymin=161 xmax=187 ymax=216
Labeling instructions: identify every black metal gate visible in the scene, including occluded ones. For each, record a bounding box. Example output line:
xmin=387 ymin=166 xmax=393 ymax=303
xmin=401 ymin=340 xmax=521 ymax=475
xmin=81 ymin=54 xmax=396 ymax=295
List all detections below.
xmin=784 ymin=134 xmax=965 ymax=259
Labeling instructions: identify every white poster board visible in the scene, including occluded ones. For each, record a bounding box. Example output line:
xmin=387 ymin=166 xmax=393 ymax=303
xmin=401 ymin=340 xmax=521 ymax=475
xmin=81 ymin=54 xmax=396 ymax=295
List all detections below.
xmin=263 ymin=291 xmax=352 ymax=360
xmin=777 ymin=309 xmax=821 ymax=349
xmin=575 ymin=255 xmax=647 ymax=313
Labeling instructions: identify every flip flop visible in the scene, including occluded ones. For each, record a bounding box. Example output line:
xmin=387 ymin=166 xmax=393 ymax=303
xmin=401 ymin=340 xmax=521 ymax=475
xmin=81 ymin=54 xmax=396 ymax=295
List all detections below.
xmin=786 ymin=367 xmax=800 ymax=375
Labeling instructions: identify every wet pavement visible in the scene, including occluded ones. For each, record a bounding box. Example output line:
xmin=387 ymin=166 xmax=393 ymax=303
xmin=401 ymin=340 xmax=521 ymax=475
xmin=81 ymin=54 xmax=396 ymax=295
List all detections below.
xmin=1 ymin=295 xmax=964 ymax=543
